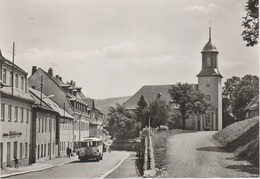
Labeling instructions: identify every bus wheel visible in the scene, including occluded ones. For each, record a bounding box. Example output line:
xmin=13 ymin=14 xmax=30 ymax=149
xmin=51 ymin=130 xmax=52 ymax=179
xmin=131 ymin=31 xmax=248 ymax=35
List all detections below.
xmin=96 ymin=157 xmax=100 ymax=162
xmin=100 ymin=155 xmax=103 ymax=160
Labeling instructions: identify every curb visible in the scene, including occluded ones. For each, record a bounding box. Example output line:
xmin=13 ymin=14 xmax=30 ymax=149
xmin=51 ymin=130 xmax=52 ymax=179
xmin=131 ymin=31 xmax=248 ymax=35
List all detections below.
xmin=0 ymin=159 xmax=78 ymax=178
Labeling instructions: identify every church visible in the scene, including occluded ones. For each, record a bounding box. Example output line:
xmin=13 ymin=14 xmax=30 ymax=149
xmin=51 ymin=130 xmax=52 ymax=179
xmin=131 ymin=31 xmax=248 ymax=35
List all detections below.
xmin=123 ymin=27 xmax=223 ymax=131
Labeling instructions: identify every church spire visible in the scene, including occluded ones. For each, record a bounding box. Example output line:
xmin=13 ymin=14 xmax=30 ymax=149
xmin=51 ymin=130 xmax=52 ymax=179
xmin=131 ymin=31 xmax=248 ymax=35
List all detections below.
xmin=209 ymin=20 xmax=211 ymax=41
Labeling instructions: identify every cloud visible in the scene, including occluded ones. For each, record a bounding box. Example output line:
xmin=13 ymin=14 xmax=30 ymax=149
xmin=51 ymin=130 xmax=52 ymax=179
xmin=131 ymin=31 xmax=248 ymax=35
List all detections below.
xmin=103 ymin=42 xmax=142 ymax=58
xmin=186 ymin=3 xmax=218 ymax=14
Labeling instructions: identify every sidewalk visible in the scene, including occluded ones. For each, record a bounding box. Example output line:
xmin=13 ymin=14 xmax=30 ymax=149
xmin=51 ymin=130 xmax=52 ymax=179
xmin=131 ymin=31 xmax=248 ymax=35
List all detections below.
xmin=104 ymin=153 xmax=143 ymax=178
xmin=1 ymin=156 xmax=78 ymax=178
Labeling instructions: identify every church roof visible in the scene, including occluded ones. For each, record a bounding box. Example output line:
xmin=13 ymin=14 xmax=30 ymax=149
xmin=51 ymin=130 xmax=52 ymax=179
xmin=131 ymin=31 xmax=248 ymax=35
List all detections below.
xmin=201 ymin=40 xmax=218 ymax=53
xmin=122 ymin=84 xmax=198 ymax=110
xmin=197 ymin=68 xmax=223 ymax=78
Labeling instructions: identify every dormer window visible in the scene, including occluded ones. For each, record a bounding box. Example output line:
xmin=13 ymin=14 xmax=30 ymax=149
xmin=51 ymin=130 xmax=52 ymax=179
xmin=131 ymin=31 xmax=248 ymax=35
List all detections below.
xmin=2 ymin=68 xmax=7 ymax=83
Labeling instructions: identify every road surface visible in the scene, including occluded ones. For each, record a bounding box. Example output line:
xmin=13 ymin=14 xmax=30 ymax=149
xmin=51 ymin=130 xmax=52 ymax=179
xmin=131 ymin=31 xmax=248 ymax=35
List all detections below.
xmin=8 ymin=151 xmax=131 ymax=179
xmin=166 ymin=131 xmax=259 ymax=178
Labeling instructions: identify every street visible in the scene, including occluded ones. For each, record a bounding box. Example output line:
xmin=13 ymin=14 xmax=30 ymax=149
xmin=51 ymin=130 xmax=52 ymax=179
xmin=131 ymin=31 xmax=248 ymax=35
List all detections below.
xmin=7 ymin=151 xmax=131 ymax=179
xmin=166 ymin=131 xmax=259 ymax=178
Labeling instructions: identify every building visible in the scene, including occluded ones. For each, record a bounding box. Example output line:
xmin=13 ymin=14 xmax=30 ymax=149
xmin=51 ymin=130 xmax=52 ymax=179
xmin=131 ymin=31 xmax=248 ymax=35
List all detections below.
xmin=123 ymin=27 xmax=223 ymax=131
xmin=28 ymin=67 xmax=92 ymax=149
xmin=29 ymin=87 xmax=74 ymax=162
xmin=244 ymin=94 xmax=259 ymax=119
xmin=0 ymin=50 xmax=34 ymax=169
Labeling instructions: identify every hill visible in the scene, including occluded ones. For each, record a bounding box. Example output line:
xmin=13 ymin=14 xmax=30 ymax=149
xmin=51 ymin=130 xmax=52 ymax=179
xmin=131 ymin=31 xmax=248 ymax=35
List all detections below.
xmin=95 ymin=96 xmax=131 ymax=115
xmin=214 ymin=117 xmax=259 ymax=167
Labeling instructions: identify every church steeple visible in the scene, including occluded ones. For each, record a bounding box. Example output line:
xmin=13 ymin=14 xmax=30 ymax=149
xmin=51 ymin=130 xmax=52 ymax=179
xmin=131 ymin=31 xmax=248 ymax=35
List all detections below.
xmin=197 ymin=26 xmax=222 ymax=78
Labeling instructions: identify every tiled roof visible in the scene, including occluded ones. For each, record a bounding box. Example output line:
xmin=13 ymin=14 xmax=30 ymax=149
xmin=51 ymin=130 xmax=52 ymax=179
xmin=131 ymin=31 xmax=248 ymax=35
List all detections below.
xmin=123 ymin=84 xmax=198 ymax=110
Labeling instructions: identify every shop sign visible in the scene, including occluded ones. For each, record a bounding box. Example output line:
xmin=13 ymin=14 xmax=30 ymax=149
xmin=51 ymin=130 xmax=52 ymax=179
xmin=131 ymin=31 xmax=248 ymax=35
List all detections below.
xmin=3 ymin=131 xmax=22 ymax=138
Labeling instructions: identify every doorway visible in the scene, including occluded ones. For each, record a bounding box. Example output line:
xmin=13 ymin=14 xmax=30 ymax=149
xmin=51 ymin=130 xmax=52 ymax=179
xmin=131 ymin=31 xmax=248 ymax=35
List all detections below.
xmin=7 ymin=142 xmax=11 ymax=167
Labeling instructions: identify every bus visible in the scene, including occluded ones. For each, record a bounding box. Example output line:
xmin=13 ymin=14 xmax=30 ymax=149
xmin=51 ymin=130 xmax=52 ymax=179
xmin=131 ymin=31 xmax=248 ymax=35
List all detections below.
xmin=78 ymin=137 xmax=103 ymax=162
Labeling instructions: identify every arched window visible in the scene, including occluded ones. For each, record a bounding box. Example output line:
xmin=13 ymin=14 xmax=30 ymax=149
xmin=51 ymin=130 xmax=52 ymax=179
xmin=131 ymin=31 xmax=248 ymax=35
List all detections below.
xmin=207 ymin=57 xmax=211 ymax=67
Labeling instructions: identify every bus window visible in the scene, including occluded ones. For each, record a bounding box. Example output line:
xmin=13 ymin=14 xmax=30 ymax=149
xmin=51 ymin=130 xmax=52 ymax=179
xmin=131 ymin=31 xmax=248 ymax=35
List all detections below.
xmin=80 ymin=142 xmax=89 ymax=147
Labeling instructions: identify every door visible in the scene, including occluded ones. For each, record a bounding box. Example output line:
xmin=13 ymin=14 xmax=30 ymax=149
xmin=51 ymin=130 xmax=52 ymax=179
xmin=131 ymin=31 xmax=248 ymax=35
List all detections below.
xmin=205 ymin=114 xmax=211 ymax=131
xmin=7 ymin=142 xmax=11 ymax=167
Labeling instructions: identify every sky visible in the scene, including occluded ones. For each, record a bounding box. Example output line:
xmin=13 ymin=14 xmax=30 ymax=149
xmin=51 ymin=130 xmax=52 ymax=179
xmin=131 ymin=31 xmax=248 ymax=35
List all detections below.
xmin=0 ymin=0 xmax=258 ymax=99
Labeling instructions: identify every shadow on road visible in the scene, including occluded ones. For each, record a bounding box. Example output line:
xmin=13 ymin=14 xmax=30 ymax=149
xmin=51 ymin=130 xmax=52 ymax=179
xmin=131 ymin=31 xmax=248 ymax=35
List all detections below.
xmin=196 ymin=146 xmax=226 ymax=153
xmin=68 ymin=159 xmax=98 ymax=164
xmin=225 ymin=164 xmax=259 ymax=175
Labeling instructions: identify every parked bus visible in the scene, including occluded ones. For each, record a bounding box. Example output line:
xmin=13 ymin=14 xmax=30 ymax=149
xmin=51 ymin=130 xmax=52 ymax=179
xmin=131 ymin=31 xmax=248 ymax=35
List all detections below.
xmin=78 ymin=137 xmax=103 ymax=161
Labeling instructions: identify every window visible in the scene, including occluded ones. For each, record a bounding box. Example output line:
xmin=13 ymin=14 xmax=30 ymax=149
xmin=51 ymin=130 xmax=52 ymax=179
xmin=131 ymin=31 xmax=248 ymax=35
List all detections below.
xmin=1 ymin=103 xmax=5 ymax=121
xmin=21 ymin=77 xmax=24 ymax=90
xmin=26 ymin=108 xmax=29 ymax=123
xmin=8 ymin=105 xmax=12 ymax=122
xmin=37 ymin=145 xmax=40 ymax=159
xmin=206 ymin=57 xmax=211 ymax=67
xmin=20 ymin=143 xmax=23 ymax=158
xmin=9 ymin=71 xmax=13 ymax=85
xmin=44 ymin=144 xmax=46 ymax=157
xmin=25 ymin=142 xmax=28 ymax=157
xmin=42 ymin=118 xmax=44 ymax=132
xmin=15 ymin=74 xmax=18 ymax=88
xmin=20 ymin=107 xmax=24 ymax=122
xmin=45 ymin=119 xmax=47 ymax=132
xmin=49 ymin=118 xmax=51 ymax=132
xmin=14 ymin=106 xmax=18 ymax=122
xmin=38 ymin=118 xmax=41 ymax=133
xmin=3 ymin=68 xmax=6 ymax=83
xmin=14 ymin=141 xmax=17 ymax=158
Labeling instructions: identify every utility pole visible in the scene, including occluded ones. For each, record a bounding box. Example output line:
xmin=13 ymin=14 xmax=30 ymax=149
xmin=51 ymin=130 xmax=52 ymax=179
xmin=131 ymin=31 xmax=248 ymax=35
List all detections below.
xmin=40 ymin=75 xmax=43 ymax=106
xmin=11 ymin=42 xmax=15 ymax=97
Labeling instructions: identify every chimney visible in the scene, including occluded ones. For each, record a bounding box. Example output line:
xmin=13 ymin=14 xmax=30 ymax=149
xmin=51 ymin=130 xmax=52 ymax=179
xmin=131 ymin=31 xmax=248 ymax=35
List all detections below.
xmin=48 ymin=68 xmax=53 ymax=76
xmin=59 ymin=77 xmax=62 ymax=82
xmin=70 ymin=80 xmax=73 ymax=86
xmin=0 ymin=49 xmax=2 ymax=57
xmin=32 ymin=66 xmax=37 ymax=75
xmin=55 ymin=75 xmax=59 ymax=79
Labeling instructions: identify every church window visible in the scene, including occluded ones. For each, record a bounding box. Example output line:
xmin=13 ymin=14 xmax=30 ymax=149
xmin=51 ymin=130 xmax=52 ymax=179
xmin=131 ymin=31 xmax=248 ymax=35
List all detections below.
xmin=206 ymin=57 xmax=211 ymax=67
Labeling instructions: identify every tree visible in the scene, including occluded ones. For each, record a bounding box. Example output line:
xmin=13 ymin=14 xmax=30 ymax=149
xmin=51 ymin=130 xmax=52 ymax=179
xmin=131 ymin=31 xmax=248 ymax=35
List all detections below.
xmin=168 ymin=83 xmax=208 ymax=130
xmin=242 ymin=0 xmax=259 ymax=46
xmin=223 ymin=75 xmax=259 ymax=121
xmin=135 ymin=95 xmax=149 ymax=128
xmin=232 ymin=75 xmax=259 ymax=120
xmin=148 ymin=99 xmax=170 ymax=128
xmin=106 ymin=103 xmax=140 ymax=139
xmin=222 ymin=76 xmax=241 ymax=113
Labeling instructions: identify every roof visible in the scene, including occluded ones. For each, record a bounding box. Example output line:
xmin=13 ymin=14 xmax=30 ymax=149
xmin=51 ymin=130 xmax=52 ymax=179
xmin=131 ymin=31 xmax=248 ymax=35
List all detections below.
xmin=29 ymin=87 xmax=74 ymax=119
xmin=244 ymin=94 xmax=259 ymax=112
xmin=80 ymin=137 xmax=102 ymax=142
xmin=201 ymin=40 xmax=218 ymax=53
xmin=123 ymin=84 xmax=198 ymax=110
xmin=0 ymin=87 xmax=34 ymax=102
xmin=0 ymin=51 xmax=28 ymax=75
xmin=197 ymin=68 xmax=223 ymax=78
xmin=83 ymin=98 xmax=95 ymax=110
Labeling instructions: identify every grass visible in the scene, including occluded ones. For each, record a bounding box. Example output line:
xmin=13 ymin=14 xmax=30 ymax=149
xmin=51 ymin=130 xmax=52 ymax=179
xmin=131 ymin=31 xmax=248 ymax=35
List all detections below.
xmin=151 ymin=129 xmax=196 ymax=169
xmin=214 ymin=117 xmax=259 ymax=167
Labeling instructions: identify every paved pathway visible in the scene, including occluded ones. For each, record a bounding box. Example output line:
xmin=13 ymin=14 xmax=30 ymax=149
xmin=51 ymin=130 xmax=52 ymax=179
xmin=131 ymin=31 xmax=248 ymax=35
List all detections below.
xmin=166 ymin=131 xmax=259 ymax=178
xmin=1 ymin=151 xmax=139 ymax=178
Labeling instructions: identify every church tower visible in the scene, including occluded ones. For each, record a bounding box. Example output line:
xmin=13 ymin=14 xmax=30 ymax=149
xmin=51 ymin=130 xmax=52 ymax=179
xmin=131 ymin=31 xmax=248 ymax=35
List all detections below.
xmin=197 ymin=27 xmax=223 ymax=131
